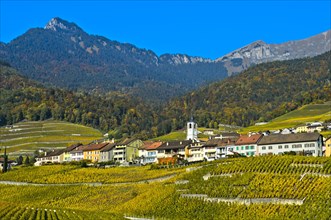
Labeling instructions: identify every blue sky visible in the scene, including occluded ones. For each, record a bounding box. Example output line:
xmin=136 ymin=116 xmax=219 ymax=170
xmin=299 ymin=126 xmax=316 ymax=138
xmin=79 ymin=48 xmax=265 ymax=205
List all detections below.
xmin=1 ymin=0 xmax=330 ymax=59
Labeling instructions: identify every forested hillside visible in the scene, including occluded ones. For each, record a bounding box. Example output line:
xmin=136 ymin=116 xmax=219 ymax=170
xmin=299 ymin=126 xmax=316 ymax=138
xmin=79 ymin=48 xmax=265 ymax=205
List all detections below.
xmin=0 ymin=63 xmax=161 ymax=139
xmin=162 ymin=51 xmax=331 ymax=129
xmin=1 ymin=52 xmax=330 ymax=139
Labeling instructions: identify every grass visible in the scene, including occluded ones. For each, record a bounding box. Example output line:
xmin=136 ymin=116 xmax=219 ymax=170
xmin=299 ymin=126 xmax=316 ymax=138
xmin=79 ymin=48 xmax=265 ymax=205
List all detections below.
xmin=239 ymin=102 xmax=331 ymax=134
xmin=0 ymin=120 xmax=103 ymax=155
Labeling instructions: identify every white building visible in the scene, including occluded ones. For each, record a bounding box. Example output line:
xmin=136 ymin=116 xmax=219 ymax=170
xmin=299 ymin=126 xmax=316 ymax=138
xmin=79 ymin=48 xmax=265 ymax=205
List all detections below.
xmin=70 ymin=145 xmax=85 ymax=161
xmin=233 ymin=134 xmax=264 ymax=157
xmin=257 ymin=133 xmax=323 ymax=156
xmin=187 ymin=118 xmax=198 ymax=142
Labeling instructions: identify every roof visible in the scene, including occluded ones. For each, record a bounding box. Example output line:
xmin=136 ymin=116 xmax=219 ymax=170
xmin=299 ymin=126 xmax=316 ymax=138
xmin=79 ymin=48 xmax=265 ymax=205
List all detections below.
xmin=145 ymin=142 xmax=163 ymax=150
xmin=64 ymin=143 xmax=82 ymax=153
xmin=100 ymin=143 xmax=117 ymax=152
xmin=119 ymin=137 xmax=137 ymax=145
xmin=70 ymin=145 xmax=87 ymax=153
xmin=158 ymin=140 xmax=192 ymax=150
xmin=141 ymin=141 xmax=154 ymax=150
xmin=258 ymin=133 xmax=321 ymax=145
xmin=219 ymin=132 xmax=240 ymax=137
xmin=83 ymin=143 xmax=109 ymax=151
xmin=203 ymin=138 xmax=238 ymax=147
xmin=235 ymin=134 xmax=263 ymax=145
xmin=38 ymin=149 xmax=65 ymax=158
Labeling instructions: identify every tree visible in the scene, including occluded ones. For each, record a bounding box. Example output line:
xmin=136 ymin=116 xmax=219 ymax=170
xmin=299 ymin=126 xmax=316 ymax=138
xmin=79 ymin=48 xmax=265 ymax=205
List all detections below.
xmin=24 ymin=155 xmax=30 ymax=165
xmin=2 ymin=147 xmax=8 ymax=173
xmin=16 ymin=155 xmax=23 ymax=165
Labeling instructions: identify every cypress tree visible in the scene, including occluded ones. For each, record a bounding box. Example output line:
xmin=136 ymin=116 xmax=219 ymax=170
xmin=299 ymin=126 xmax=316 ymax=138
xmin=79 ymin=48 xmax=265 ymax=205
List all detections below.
xmin=3 ymin=147 xmax=8 ymax=173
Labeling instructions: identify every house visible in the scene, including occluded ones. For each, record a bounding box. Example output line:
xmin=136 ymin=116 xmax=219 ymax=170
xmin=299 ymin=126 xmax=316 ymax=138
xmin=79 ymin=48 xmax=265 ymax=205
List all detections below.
xmin=324 ymin=137 xmax=331 ymax=157
xmin=113 ymin=138 xmax=143 ymax=163
xmin=233 ymin=134 xmax=264 ymax=157
xmin=157 ymin=140 xmax=192 ymax=161
xmin=100 ymin=143 xmax=117 ymax=162
xmin=257 ymin=133 xmax=323 ymax=156
xmin=295 ymin=125 xmax=308 ymax=133
xmin=203 ymin=129 xmax=214 ymax=136
xmin=213 ymin=138 xmax=238 ymax=158
xmin=214 ymin=132 xmax=240 ymax=140
xmin=140 ymin=141 xmax=163 ymax=164
xmin=307 ymin=124 xmax=324 ymax=133
xmin=202 ymin=141 xmax=218 ymax=161
xmin=70 ymin=145 xmax=86 ymax=161
xmin=63 ymin=143 xmax=82 ymax=162
xmin=83 ymin=143 xmax=109 ymax=162
xmin=35 ymin=149 xmax=66 ymax=165
xmin=187 ymin=141 xmax=205 ymax=163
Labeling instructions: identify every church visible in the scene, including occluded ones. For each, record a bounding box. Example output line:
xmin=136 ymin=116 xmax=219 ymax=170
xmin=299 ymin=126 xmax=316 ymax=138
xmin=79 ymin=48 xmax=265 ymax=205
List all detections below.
xmin=186 ymin=117 xmax=199 ymax=142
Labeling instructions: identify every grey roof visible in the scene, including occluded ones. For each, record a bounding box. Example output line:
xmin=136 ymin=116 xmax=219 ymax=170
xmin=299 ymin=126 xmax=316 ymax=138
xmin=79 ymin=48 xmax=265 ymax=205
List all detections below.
xmin=258 ymin=133 xmax=321 ymax=145
xmin=158 ymin=140 xmax=192 ymax=150
xmin=100 ymin=143 xmax=117 ymax=152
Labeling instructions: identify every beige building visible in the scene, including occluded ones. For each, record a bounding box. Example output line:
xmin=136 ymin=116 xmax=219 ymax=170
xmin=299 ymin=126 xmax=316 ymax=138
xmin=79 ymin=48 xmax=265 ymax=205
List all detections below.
xmin=325 ymin=137 xmax=331 ymax=157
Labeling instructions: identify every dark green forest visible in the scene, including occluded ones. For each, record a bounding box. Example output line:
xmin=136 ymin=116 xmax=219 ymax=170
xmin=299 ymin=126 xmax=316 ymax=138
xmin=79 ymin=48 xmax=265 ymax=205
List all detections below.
xmin=1 ymin=51 xmax=330 ymax=139
xmin=161 ymin=51 xmax=331 ymax=129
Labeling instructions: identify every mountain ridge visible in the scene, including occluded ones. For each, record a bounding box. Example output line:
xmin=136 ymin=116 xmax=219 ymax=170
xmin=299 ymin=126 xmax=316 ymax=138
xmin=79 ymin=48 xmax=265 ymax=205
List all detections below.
xmin=0 ymin=17 xmax=330 ymax=102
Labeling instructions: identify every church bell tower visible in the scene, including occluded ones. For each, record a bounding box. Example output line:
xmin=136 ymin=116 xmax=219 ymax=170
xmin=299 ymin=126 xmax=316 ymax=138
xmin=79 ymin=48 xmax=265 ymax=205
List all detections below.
xmin=186 ymin=117 xmax=198 ymax=141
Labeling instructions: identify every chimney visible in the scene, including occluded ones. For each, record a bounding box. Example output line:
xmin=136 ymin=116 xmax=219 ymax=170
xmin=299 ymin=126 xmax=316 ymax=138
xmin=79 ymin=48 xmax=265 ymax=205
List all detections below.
xmin=180 ymin=141 xmax=182 ymax=145
xmin=166 ymin=142 xmax=169 ymax=146
xmin=112 ymin=138 xmax=115 ymax=143
xmin=44 ymin=152 xmax=47 ymax=156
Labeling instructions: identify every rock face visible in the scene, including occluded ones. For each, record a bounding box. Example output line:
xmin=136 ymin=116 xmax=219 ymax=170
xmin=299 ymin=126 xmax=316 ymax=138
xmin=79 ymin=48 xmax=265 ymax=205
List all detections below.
xmin=216 ymin=30 xmax=331 ymax=75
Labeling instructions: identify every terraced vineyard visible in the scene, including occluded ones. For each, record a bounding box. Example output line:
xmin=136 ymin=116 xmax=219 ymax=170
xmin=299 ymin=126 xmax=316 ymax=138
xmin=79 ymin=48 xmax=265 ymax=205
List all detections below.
xmin=239 ymin=102 xmax=331 ymax=136
xmin=0 ymin=156 xmax=330 ymax=219
xmin=0 ymin=120 xmax=103 ymax=155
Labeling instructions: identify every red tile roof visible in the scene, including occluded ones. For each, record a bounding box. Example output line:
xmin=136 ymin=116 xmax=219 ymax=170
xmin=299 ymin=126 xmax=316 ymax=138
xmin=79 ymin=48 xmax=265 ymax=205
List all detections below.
xmin=145 ymin=142 xmax=163 ymax=150
xmin=235 ymin=134 xmax=263 ymax=145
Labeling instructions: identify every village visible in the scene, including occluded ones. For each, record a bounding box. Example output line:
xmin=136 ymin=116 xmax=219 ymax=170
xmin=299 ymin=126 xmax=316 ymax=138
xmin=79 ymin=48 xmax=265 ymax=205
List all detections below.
xmin=18 ymin=119 xmax=328 ymax=168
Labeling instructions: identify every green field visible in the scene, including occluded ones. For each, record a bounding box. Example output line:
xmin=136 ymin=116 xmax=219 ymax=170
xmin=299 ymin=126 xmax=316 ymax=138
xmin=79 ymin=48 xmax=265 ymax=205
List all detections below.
xmin=0 ymin=120 xmax=103 ymax=155
xmin=0 ymin=156 xmax=330 ymax=219
xmin=239 ymin=102 xmax=331 ymax=135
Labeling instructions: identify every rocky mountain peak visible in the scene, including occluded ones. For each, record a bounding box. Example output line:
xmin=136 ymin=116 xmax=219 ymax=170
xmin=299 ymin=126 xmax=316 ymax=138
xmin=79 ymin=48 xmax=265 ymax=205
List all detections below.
xmin=44 ymin=17 xmax=83 ymax=33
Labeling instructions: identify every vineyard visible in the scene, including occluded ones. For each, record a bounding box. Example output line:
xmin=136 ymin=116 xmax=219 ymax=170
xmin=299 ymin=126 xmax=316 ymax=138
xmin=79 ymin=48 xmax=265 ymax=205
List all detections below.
xmin=0 ymin=165 xmax=181 ymax=184
xmin=0 ymin=120 xmax=103 ymax=155
xmin=0 ymin=156 xmax=330 ymax=219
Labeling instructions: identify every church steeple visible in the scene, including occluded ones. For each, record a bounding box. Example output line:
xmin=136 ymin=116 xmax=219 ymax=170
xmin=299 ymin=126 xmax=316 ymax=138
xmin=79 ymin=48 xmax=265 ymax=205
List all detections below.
xmin=186 ymin=117 xmax=198 ymax=142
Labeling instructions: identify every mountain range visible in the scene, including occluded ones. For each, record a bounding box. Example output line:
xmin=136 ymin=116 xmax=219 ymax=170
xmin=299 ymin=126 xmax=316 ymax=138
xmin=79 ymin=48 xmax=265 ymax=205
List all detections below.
xmin=0 ymin=17 xmax=330 ymax=102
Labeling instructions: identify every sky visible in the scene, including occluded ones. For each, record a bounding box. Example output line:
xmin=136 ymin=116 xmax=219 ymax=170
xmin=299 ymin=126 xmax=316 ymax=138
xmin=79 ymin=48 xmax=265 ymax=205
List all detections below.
xmin=0 ymin=0 xmax=330 ymax=59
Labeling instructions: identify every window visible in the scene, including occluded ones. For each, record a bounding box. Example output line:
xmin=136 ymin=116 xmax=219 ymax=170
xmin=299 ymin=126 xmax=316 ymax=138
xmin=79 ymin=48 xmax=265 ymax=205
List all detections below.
xmin=285 ymin=145 xmax=289 ymax=149
xmin=236 ymin=147 xmax=239 ymax=151
xmin=241 ymin=146 xmax=244 ymax=150
xmin=304 ymin=144 xmax=309 ymax=148
xmin=245 ymin=146 xmax=249 ymax=150
xmin=278 ymin=145 xmax=282 ymax=149
xmin=268 ymin=146 xmax=273 ymax=150
xmin=250 ymin=146 xmax=254 ymax=150
xmin=189 ymin=124 xmax=192 ymax=129
xmin=310 ymin=143 xmax=315 ymax=148
xmin=262 ymin=146 xmax=266 ymax=150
